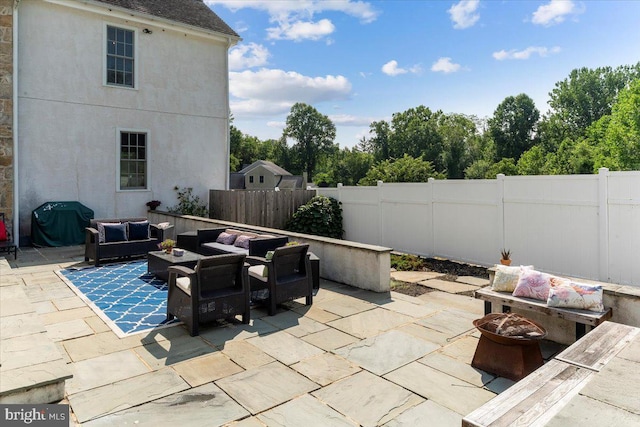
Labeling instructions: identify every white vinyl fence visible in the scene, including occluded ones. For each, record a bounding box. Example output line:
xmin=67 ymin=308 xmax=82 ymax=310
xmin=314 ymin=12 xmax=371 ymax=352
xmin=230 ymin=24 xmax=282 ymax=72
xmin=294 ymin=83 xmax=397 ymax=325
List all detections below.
xmin=318 ymin=168 xmax=640 ymax=286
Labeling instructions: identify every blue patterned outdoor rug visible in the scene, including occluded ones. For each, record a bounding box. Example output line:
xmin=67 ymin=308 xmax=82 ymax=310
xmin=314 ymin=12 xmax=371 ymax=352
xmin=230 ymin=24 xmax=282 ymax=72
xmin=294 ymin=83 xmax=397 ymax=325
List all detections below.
xmin=58 ymin=261 xmax=178 ymax=337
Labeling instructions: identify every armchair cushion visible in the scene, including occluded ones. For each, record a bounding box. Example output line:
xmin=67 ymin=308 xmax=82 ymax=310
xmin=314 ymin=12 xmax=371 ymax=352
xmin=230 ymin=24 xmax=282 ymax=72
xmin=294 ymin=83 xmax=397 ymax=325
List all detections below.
xmin=248 ymin=264 xmax=268 ymax=281
xmin=103 ymin=223 xmax=128 ymax=242
xmin=175 ymin=276 xmax=192 ymax=295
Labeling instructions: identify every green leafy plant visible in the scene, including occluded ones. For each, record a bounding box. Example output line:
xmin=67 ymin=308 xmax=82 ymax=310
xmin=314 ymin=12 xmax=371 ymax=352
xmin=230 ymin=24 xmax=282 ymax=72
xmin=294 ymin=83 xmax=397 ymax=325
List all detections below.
xmin=391 ymin=253 xmax=428 ymax=271
xmin=285 ymin=196 xmax=343 ymax=239
xmin=159 ymin=239 xmax=176 ymax=251
xmin=168 ymin=187 xmax=208 ymax=217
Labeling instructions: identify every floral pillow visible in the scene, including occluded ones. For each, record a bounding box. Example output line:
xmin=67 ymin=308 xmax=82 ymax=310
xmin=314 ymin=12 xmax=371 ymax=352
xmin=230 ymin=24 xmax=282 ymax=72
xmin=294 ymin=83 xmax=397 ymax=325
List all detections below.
xmin=492 ymin=265 xmax=534 ymax=292
xmin=234 ymin=235 xmax=254 ymax=249
xmin=216 ymin=232 xmax=237 ymax=245
xmin=547 ymin=280 xmax=604 ymax=312
xmin=512 ymin=270 xmax=563 ymax=301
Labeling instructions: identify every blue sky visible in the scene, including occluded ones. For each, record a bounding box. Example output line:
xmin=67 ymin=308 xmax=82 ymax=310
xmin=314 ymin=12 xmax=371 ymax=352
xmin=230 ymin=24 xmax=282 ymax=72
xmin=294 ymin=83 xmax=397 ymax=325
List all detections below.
xmin=206 ymin=0 xmax=640 ymax=148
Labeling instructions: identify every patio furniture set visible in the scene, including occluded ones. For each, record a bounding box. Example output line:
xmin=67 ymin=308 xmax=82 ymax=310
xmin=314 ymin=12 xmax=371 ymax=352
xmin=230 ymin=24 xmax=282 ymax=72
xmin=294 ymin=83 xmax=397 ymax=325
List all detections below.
xmin=84 ymin=220 xmax=317 ymax=336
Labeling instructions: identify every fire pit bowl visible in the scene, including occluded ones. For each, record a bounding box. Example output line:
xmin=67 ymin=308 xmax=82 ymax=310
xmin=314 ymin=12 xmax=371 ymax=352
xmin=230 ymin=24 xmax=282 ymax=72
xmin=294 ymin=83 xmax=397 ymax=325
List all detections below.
xmin=473 ymin=313 xmax=547 ymax=345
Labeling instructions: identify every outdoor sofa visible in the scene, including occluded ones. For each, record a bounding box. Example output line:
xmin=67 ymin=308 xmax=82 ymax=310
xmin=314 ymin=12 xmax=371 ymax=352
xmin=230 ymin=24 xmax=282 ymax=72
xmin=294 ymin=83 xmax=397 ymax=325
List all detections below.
xmin=85 ymin=217 xmax=173 ymax=266
xmin=195 ymin=227 xmax=288 ymax=258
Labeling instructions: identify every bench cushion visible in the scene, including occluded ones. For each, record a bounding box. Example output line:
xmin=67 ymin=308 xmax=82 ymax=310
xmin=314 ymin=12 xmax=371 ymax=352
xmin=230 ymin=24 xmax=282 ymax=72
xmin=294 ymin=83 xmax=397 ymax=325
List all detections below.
xmin=492 ymin=264 xmax=533 ymax=292
xmin=513 ymin=269 xmax=556 ymax=301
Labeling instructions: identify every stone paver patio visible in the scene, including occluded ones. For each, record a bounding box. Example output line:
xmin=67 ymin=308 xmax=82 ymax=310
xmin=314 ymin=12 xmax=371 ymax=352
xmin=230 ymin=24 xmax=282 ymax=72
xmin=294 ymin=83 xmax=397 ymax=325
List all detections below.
xmin=2 ymin=246 xmax=567 ymax=426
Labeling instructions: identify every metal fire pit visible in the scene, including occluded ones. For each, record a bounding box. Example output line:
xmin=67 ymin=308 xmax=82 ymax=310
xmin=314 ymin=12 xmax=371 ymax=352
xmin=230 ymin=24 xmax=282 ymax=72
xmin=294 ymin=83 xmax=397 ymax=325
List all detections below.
xmin=471 ymin=313 xmax=547 ymax=381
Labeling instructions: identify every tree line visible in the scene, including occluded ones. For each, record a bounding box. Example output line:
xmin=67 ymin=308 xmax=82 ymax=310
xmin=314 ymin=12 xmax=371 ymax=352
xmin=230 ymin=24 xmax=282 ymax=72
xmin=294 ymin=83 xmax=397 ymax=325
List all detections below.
xmin=230 ymin=62 xmax=640 ymax=185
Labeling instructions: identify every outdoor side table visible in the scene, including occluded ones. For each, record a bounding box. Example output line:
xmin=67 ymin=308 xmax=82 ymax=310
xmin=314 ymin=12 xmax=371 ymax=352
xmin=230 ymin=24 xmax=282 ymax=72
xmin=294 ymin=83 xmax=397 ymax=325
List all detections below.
xmin=148 ymin=249 xmax=204 ymax=281
xmin=176 ymin=231 xmax=198 ymax=252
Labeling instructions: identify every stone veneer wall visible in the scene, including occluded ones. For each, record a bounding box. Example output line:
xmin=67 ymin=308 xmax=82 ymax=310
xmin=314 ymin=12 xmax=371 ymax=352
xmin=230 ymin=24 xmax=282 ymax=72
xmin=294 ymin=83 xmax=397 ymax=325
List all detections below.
xmin=0 ymin=0 xmax=12 ymax=234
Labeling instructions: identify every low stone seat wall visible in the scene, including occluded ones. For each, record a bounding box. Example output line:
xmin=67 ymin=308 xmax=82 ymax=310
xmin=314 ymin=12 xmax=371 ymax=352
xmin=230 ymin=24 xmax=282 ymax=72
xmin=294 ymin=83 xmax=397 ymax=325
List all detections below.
xmin=148 ymin=212 xmax=393 ymax=293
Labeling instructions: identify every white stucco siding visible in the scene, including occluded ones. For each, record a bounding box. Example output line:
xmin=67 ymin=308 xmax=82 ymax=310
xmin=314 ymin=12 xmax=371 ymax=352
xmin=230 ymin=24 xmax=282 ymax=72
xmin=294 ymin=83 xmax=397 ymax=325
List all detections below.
xmin=17 ymin=1 xmax=231 ymax=237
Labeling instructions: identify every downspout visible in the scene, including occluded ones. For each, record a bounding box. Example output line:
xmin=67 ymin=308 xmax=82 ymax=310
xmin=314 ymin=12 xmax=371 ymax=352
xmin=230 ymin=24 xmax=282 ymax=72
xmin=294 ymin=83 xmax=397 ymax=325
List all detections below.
xmin=12 ymin=0 xmax=19 ymax=244
xmin=223 ymin=37 xmax=232 ymax=190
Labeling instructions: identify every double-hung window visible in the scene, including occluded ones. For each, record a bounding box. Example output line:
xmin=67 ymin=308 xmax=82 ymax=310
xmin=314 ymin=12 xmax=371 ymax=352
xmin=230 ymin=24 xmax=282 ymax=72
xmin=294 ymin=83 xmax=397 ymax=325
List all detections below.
xmin=119 ymin=131 xmax=147 ymax=190
xmin=106 ymin=25 xmax=135 ymax=87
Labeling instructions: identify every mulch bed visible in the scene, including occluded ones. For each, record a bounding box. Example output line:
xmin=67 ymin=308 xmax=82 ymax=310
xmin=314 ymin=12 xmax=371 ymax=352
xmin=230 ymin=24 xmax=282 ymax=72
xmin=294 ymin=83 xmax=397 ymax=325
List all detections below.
xmin=390 ymin=254 xmax=489 ymax=297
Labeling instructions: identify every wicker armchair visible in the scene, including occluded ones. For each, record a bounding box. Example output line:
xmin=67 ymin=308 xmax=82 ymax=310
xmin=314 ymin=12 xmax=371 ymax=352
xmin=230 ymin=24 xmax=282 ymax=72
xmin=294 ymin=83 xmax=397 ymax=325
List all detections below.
xmin=167 ymin=254 xmax=250 ymax=336
xmin=247 ymin=244 xmax=313 ymax=316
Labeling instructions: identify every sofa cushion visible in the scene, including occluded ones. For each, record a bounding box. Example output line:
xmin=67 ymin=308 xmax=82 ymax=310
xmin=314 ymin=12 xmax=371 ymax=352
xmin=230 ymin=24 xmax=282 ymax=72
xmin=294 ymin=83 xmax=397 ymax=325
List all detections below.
xmin=97 ymin=222 xmax=120 ymax=243
xmin=547 ymin=279 xmax=604 ymax=312
xmin=202 ymin=242 xmax=248 ymax=255
xmin=103 ymin=223 xmax=128 ymax=243
xmin=234 ymin=235 xmax=255 ymax=249
xmin=216 ymin=232 xmax=237 ymax=245
xmin=127 ymin=221 xmax=150 ymax=240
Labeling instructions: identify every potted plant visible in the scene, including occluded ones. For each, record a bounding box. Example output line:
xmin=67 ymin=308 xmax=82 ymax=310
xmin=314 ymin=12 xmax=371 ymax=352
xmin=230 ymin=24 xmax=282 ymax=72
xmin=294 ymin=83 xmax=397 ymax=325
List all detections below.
xmin=500 ymin=249 xmax=511 ymax=266
xmin=146 ymin=200 xmax=161 ymax=210
xmin=160 ymin=238 xmax=176 ymax=254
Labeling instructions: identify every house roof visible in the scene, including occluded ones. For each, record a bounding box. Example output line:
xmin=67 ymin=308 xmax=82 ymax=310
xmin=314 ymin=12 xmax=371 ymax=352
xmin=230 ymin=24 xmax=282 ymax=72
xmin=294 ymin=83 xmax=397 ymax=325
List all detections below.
xmin=94 ymin=0 xmax=239 ymax=38
xmin=239 ymin=160 xmax=292 ymax=176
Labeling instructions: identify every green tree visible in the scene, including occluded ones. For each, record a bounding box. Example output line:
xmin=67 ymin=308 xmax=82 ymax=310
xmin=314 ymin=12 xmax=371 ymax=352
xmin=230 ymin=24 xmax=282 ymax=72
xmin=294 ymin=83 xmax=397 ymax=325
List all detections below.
xmin=517 ymin=146 xmax=547 ymax=175
xmin=437 ymin=113 xmax=480 ymax=178
xmin=485 ymin=158 xmax=518 ymax=178
xmin=594 ymin=78 xmax=640 ymax=170
xmin=548 ymin=63 xmax=640 ymax=137
xmin=488 ymin=94 xmax=540 ymax=161
xmin=284 ymin=103 xmax=337 ymax=179
xmin=314 ymin=147 xmax=374 ymax=186
xmin=358 ymin=154 xmax=443 ymax=185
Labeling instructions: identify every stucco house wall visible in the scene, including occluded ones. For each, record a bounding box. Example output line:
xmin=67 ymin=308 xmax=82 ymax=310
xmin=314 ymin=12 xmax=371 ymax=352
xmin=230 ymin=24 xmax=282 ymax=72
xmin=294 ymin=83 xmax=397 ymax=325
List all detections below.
xmin=16 ymin=0 xmax=236 ymax=241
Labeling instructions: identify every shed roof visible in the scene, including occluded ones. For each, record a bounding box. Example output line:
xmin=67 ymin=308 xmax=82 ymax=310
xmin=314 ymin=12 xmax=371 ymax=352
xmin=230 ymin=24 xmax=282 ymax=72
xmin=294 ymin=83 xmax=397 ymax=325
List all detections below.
xmin=239 ymin=160 xmax=292 ymax=176
xmin=94 ymin=0 xmax=238 ymax=37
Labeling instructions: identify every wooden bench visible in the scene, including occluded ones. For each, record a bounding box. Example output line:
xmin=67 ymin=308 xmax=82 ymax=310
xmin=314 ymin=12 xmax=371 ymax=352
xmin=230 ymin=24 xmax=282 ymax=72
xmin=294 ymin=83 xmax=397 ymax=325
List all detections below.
xmin=462 ymin=321 xmax=640 ymax=427
xmin=474 ymin=287 xmax=612 ymax=340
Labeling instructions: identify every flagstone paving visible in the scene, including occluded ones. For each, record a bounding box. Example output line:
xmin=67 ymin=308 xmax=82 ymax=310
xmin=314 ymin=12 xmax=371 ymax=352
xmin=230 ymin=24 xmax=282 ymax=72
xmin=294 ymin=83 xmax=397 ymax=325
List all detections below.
xmin=2 ymin=246 xmax=585 ymax=426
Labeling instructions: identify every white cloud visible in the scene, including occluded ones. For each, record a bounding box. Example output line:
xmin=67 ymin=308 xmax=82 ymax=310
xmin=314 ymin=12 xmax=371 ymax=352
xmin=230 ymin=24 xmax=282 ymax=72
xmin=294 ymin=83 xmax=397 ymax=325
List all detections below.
xmin=448 ymin=0 xmax=480 ymax=29
xmin=230 ymin=68 xmax=352 ymax=115
xmin=207 ymin=1 xmax=379 ymax=24
xmin=431 ymin=57 xmax=461 ymax=73
xmin=381 ymin=60 xmax=421 ymax=76
xmin=229 ymin=43 xmax=270 ymax=70
xmin=532 ymin=0 xmax=581 ymax=26
xmin=329 ymin=114 xmax=376 ymax=126
xmin=493 ymin=46 xmax=561 ymax=60
xmin=267 ymin=19 xmax=335 ymax=41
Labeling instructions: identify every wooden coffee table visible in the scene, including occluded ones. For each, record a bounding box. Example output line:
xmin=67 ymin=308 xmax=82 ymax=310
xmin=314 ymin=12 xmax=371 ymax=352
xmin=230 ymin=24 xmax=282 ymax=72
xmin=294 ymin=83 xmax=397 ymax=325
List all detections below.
xmin=147 ymin=250 xmax=205 ymax=281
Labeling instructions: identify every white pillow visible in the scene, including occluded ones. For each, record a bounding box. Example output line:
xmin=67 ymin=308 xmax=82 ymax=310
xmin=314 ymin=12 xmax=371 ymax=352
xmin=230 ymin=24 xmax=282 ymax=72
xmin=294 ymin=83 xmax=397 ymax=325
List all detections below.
xmin=492 ymin=265 xmax=533 ymax=292
xmin=547 ymin=279 xmax=604 ymax=312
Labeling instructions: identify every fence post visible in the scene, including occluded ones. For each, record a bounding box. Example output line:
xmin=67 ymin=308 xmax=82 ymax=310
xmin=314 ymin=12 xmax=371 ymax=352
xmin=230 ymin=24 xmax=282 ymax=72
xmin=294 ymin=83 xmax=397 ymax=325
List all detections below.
xmin=497 ymin=174 xmax=505 ymax=256
xmin=428 ymin=177 xmax=435 ymax=257
xmin=377 ymin=180 xmax=384 ymax=245
xmin=598 ymin=167 xmax=609 ymax=282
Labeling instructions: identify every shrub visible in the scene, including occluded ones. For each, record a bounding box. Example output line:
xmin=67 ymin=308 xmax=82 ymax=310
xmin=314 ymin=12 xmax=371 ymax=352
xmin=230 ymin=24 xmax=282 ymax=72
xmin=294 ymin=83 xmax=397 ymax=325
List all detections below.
xmin=286 ymin=196 xmax=343 ymax=239
xmin=168 ymin=187 xmax=208 ymax=217
xmin=391 ymin=253 xmax=427 ymax=271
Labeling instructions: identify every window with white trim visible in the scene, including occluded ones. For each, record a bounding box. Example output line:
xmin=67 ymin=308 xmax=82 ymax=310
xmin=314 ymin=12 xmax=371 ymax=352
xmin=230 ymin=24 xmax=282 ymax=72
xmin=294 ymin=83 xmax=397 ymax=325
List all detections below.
xmin=119 ymin=131 xmax=147 ymax=190
xmin=106 ymin=25 xmax=135 ymax=87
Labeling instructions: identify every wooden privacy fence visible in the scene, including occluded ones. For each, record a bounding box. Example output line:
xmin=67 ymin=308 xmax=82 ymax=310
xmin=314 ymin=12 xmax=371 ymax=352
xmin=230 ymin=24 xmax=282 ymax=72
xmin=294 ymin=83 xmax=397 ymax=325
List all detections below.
xmin=209 ymin=189 xmax=316 ymax=230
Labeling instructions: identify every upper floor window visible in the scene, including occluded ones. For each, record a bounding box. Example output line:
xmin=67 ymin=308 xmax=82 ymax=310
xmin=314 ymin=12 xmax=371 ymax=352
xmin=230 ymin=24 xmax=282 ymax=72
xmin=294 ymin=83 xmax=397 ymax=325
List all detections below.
xmin=119 ymin=131 xmax=147 ymax=190
xmin=106 ymin=25 xmax=134 ymax=88
xmin=249 ymin=176 xmax=254 ymax=183
xmin=259 ymin=176 xmax=264 ymax=183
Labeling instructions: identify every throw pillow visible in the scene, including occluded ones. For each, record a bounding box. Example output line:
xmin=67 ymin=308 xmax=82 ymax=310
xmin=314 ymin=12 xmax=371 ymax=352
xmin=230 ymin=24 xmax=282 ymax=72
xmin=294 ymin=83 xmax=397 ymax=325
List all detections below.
xmin=512 ymin=269 xmax=562 ymax=301
xmin=547 ymin=280 xmax=605 ymax=312
xmin=127 ymin=221 xmax=150 ymax=240
xmin=234 ymin=235 xmax=254 ymax=249
xmin=0 ymin=220 xmax=6 ymax=241
xmin=103 ymin=223 xmax=128 ymax=242
xmin=492 ymin=265 xmax=534 ymax=292
xmin=216 ymin=232 xmax=237 ymax=245
xmin=97 ymin=222 xmax=120 ymax=243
